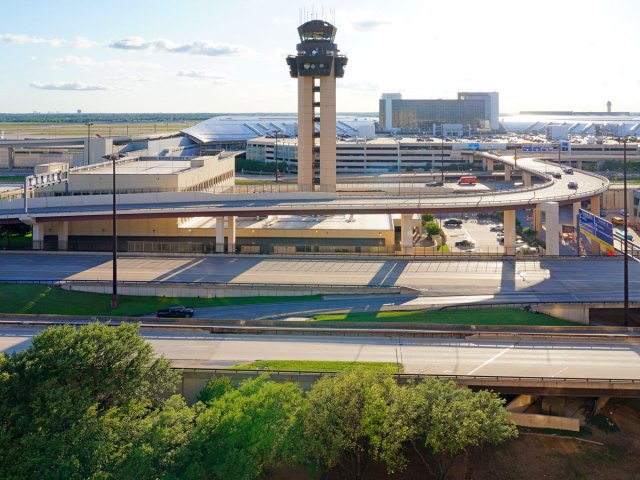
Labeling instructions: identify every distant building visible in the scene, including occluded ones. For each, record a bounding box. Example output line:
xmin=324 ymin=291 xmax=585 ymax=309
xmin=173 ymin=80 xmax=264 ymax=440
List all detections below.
xmin=379 ymin=92 xmax=499 ymax=134
xmin=546 ymin=125 xmax=570 ymax=141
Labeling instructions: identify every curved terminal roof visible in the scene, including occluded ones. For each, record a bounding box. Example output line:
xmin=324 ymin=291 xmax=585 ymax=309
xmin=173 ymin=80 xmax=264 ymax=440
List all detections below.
xmin=181 ymin=115 xmax=375 ymax=144
xmin=501 ymin=113 xmax=640 ymax=136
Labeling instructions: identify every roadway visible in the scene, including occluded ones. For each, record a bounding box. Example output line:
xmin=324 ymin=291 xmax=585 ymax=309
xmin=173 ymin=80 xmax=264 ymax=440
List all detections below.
xmin=0 ymin=253 xmax=638 ymax=318
xmin=1 ymin=325 xmax=639 ymax=379
xmin=0 ymin=156 xmax=608 ymax=223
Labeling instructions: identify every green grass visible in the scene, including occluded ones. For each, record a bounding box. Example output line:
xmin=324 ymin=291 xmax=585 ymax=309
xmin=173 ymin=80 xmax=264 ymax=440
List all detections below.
xmin=0 ymin=284 xmax=322 ymax=316
xmin=437 ymin=244 xmax=451 ymax=253
xmin=229 ymin=360 xmax=402 ymax=373
xmin=0 ymin=176 xmax=26 ymax=183
xmin=313 ymin=308 xmax=578 ymax=326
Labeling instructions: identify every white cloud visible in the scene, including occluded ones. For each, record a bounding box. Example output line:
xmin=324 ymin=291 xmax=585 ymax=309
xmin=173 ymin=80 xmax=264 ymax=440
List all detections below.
xmin=50 ymin=56 xmax=162 ymax=71
xmin=176 ymin=69 xmax=229 ymax=84
xmin=52 ymin=56 xmax=97 ymax=68
xmin=30 ymin=81 xmax=110 ymax=91
xmin=1 ymin=33 xmax=63 ymax=47
xmin=110 ymin=75 xmax=155 ymax=82
xmin=109 ymin=37 xmax=254 ymax=57
xmin=351 ymin=19 xmax=391 ymax=32
xmin=72 ymin=37 xmax=96 ymax=49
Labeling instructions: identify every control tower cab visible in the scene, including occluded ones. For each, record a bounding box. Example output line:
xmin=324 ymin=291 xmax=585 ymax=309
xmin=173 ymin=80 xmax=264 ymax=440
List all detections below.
xmin=287 ymin=20 xmax=348 ymax=192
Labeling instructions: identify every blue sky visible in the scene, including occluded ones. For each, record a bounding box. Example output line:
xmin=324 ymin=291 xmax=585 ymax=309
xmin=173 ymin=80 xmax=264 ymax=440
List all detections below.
xmin=1 ymin=0 xmax=639 ymax=114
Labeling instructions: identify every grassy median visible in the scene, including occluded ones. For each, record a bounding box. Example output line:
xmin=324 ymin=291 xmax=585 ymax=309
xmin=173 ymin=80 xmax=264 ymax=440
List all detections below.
xmin=314 ymin=308 xmax=578 ymax=326
xmin=0 ymin=284 xmax=321 ymax=317
xmin=230 ymin=360 xmax=402 ymax=373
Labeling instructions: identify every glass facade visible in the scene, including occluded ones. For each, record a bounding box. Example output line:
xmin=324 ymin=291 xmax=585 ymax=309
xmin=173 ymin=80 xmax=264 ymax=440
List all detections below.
xmin=379 ymin=98 xmax=489 ymax=132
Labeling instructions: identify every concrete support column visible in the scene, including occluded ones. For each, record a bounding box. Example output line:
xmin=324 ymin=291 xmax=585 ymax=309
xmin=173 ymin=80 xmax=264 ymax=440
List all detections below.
xmin=576 ymin=160 xmax=583 ymax=169
xmin=58 ymin=221 xmax=68 ymax=251
xmin=504 ymin=164 xmax=512 ymax=181
xmin=533 ymin=208 xmax=542 ymax=240
xmin=487 ymin=159 xmax=494 ymax=172
xmin=401 ymin=214 xmax=414 ymax=255
xmin=8 ymin=147 xmax=15 ymax=170
xmin=482 ymin=158 xmax=487 ymax=170
xmin=573 ymin=202 xmax=581 ymax=228
xmin=297 ymin=76 xmax=314 ymax=191
xmin=32 ymin=223 xmax=43 ymax=250
xmin=215 ymin=217 xmax=225 ymax=253
xmin=523 ymin=171 xmax=532 ymax=187
xmin=542 ymin=201 xmax=560 ymax=256
xmin=319 ymin=72 xmax=337 ymax=192
xmin=591 ymin=195 xmax=601 ymax=216
xmin=503 ymin=210 xmax=516 ymax=255
xmin=227 ymin=216 xmax=236 ymax=253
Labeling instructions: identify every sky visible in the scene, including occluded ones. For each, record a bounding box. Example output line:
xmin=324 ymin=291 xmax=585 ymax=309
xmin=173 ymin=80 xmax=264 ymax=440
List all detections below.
xmin=1 ymin=0 xmax=639 ymax=115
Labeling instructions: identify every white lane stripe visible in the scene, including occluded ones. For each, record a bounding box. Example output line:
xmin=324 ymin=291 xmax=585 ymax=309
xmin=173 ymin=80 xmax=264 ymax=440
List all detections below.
xmin=466 ymin=344 xmax=516 ymax=375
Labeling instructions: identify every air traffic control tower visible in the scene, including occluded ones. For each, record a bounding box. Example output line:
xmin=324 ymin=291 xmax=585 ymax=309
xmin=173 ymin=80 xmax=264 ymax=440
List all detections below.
xmin=287 ymin=20 xmax=347 ymax=192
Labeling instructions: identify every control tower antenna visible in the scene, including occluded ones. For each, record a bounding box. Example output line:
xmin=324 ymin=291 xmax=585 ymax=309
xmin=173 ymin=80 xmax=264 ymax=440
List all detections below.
xmin=286 ymin=18 xmax=348 ymax=192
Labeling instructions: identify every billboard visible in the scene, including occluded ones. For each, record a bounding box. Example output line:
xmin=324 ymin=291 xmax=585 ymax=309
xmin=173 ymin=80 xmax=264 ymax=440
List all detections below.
xmin=578 ymin=208 xmax=613 ymax=250
xmin=521 ymin=144 xmax=553 ymax=152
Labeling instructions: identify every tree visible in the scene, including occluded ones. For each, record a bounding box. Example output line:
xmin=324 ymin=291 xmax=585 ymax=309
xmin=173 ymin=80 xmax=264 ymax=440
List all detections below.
xmin=177 ymin=375 xmax=306 ymax=480
xmin=411 ymin=379 xmax=518 ymax=480
xmin=421 ymin=213 xmax=435 ymax=223
xmin=425 ymin=221 xmax=442 ymax=237
xmin=0 ymin=322 xmax=180 ymax=479
xmin=0 ymin=223 xmax=30 ymax=248
xmin=300 ymin=369 xmax=415 ymax=479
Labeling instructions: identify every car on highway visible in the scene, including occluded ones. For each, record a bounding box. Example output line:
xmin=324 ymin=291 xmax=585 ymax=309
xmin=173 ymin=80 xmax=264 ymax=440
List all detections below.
xmin=490 ymin=224 xmax=504 ymax=232
xmin=444 ymin=218 xmax=463 ymax=226
xmin=612 ymin=216 xmax=625 ymax=226
xmin=600 ymin=210 xmax=607 ymax=217
xmin=563 ymin=167 xmax=574 ymax=174
xmin=551 ymin=172 xmax=562 ymax=179
xmin=567 ymin=181 xmax=578 ymax=189
xmin=156 ymin=305 xmax=194 ymax=318
xmin=425 ymin=181 xmax=444 ymax=187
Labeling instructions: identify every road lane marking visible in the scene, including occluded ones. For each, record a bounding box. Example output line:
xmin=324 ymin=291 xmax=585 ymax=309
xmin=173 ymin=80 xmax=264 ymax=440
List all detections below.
xmin=466 ymin=344 xmax=517 ymax=375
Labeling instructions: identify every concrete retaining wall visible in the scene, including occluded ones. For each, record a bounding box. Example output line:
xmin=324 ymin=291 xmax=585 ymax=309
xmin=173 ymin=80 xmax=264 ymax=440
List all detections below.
xmin=510 ymin=412 xmax=580 ymax=432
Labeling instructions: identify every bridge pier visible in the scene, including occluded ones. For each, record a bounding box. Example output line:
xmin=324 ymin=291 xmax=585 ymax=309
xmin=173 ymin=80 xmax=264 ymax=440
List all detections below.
xmin=401 ymin=214 xmax=414 ymax=255
xmin=58 ymin=221 xmax=68 ymax=251
xmin=215 ymin=217 xmax=225 ymax=253
xmin=504 ymin=164 xmax=512 ymax=182
xmin=228 ymin=216 xmax=236 ymax=253
xmin=540 ymin=202 xmax=560 ymax=256
xmin=486 ymin=158 xmax=494 ymax=172
xmin=32 ymin=223 xmax=43 ymax=250
xmin=533 ymin=208 xmax=542 ymax=240
xmin=591 ymin=194 xmax=601 ymax=216
xmin=523 ymin=171 xmax=532 ymax=187
xmin=503 ymin=210 xmax=516 ymax=255
xmin=573 ymin=202 xmax=581 ymax=229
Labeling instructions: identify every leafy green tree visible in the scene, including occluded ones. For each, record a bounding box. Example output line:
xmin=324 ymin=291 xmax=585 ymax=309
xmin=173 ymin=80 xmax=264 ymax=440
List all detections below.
xmin=411 ymin=379 xmax=518 ymax=480
xmin=300 ymin=369 xmax=414 ymax=479
xmin=198 ymin=375 xmax=233 ymax=404
xmin=425 ymin=221 xmax=442 ymax=237
xmin=177 ymin=375 xmax=305 ymax=480
xmin=421 ymin=213 xmax=435 ymax=223
xmin=0 ymin=322 xmax=180 ymax=479
xmin=0 ymin=223 xmax=30 ymax=248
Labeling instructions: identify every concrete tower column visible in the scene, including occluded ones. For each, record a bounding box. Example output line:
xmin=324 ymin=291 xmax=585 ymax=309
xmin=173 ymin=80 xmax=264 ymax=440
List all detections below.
xmin=533 ymin=208 xmax=542 ymax=240
xmin=523 ymin=171 xmax=532 ymax=187
xmin=503 ymin=210 xmax=516 ymax=255
xmin=542 ymin=202 xmax=560 ymax=256
xmin=58 ymin=221 xmax=69 ymax=251
xmin=401 ymin=214 xmax=414 ymax=255
xmin=573 ymin=202 xmax=581 ymax=228
xmin=319 ymin=73 xmax=337 ymax=192
xmin=297 ymin=77 xmax=315 ymax=191
xmin=32 ymin=223 xmax=43 ymax=250
xmin=227 ymin=216 xmax=236 ymax=253
xmin=215 ymin=217 xmax=225 ymax=253
xmin=486 ymin=159 xmax=494 ymax=172
xmin=504 ymin=164 xmax=512 ymax=181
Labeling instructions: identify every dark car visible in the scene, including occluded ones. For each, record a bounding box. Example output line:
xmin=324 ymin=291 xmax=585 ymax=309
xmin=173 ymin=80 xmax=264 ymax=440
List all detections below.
xmin=443 ymin=218 xmax=463 ymax=226
xmin=551 ymin=172 xmax=562 ymax=179
xmin=157 ymin=305 xmax=194 ymax=318
xmin=454 ymin=239 xmax=475 ymax=248
xmin=425 ymin=181 xmax=444 ymax=187
xmin=567 ymin=181 xmax=578 ymax=189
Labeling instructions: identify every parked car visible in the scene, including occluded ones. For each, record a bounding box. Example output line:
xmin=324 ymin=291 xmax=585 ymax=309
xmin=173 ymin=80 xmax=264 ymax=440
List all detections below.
xmin=454 ymin=239 xmax=475 ymax=248
xmin=490 ymin=224 xmax=504 ymax=232
xmin=157 ymin=305 xmax=194 ymax=318
xmin=444 ymin=218 xmax=463 ymax=226
xmin=425 ymin=181 xmax=444 ymax=187
xmin=567 ymin=181 xmax=578 ymax=189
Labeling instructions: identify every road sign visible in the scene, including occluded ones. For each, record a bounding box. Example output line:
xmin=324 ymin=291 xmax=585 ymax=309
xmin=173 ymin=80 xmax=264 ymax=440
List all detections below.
xmin=578 ymin=208 xmax=613 ymax=250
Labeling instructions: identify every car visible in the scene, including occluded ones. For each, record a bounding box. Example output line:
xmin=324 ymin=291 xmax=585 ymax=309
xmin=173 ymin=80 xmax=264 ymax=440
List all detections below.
xmin=551 ymin=172 xmax=562 ymax=179
xmin=600 ymin=210 xmax=607 ymax=217
xmin=563 ymin=167 xmax=574 ymax=174
xmin=444 ymin=218 xmax=463 ymax=226
xmin=425 ymin=181 xmax=444 ymax=187
xmin=156 ymin=305 xmax=194 ymax=318
xmin=620 ymin=209 xmax=628 ymax=216
xmin=567 ymin=181 xmax=578 ymax=189
xmin=454 ymin=239 xmax=475 ymax=248
xmin=612 ymin=216 xmax=625 ymax=226
xmin=490 ymin=224 xmax=504 ymax=232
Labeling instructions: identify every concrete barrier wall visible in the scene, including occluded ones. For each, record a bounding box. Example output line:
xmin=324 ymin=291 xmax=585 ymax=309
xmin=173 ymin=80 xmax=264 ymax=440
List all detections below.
xmin=534 ymin=304 xmax=590 ymax=324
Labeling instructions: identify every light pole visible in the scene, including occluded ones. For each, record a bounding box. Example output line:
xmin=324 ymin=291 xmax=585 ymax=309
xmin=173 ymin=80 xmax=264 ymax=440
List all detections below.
xmin=622 ymin=136 xmax=629 ymax=326
xmin=273 ymin=131 xmax=279 ymax=183
xmin=104 ymin=153 xmax=125 ymax=309
xmin=85 ymin=122 xmax=94 ymax=164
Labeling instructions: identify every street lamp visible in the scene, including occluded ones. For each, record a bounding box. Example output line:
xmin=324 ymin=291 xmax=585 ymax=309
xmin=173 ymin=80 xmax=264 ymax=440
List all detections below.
xmin=85 ymin=122 xmax=94 ymax=164
xmin=103 ymin=152 xmax=125 ymax=309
